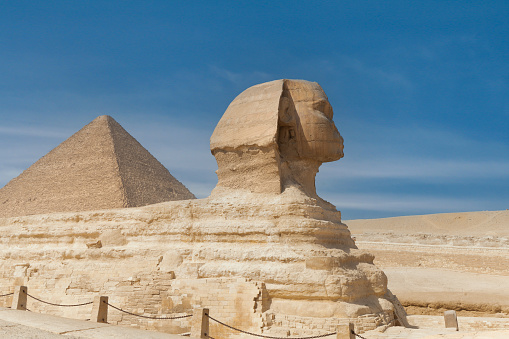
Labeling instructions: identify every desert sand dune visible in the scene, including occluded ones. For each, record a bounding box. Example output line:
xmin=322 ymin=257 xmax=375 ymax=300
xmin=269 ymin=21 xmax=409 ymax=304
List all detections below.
xmin=346 ymin=210 xmax=509 ymax=315
xmin=347 ymin=210 xmax=509 ymax=237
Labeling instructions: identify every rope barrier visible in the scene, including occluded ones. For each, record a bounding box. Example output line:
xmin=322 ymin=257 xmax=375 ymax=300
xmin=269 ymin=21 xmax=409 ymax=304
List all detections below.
xmin=25 ymin=292 xmax=93 ymax=307
xmin=351 ymin=330 xmax=368 ymax=339
xmin=105 ymin=301 xmax=192 ymax=320
xmin=206 ymin=314 xmax=337 ymax=339
xmin=5 ymin=287 xmax=371 ymax=339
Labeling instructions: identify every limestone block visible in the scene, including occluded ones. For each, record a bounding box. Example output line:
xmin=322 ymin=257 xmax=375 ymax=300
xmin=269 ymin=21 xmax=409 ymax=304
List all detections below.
xmin=99 ymin=229 xmax=127 ymax=246
xmin=91 ymin=296 xmax=109 ymax=323
xmin=157 ymin=250 xmax=183 ymax=273
xmin=11 ymin=285 xmax=27 ymax=310
xmin=444 ymin=310 xmax=459 ymax=330
xmin=306 ymin=257 xmax=334 ymax=270
xmin=86 ymin=240 xmax=102 ymax=248
xmin=13 ymin=263 xmax=29 ymax=279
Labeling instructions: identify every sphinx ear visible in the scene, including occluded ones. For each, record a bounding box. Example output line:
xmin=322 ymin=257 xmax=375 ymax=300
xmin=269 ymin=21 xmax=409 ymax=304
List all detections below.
xmin=278 ymin=96 xmax=294 ymax=125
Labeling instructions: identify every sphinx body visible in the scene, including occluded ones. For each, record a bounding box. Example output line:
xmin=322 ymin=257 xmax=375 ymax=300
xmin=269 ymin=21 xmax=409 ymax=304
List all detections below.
xmin=206 ymin=79 xmax=393 ymax=320
xmin=0 ymin=80 xmax=397 ymax=337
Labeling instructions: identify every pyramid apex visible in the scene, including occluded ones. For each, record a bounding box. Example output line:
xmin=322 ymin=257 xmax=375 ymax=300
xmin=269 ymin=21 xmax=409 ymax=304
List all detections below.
xmin=93 ymin=115 xmax=115 ymax=122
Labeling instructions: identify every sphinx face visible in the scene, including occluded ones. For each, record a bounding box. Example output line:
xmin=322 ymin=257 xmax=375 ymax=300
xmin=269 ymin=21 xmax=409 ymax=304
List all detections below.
xmin=283 ymin=81 xmax=344 ymax=163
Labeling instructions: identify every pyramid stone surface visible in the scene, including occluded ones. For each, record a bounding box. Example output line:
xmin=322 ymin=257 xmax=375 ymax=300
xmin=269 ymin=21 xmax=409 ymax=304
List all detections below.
xmin=0 ymin=115 xmax=195 ymax=218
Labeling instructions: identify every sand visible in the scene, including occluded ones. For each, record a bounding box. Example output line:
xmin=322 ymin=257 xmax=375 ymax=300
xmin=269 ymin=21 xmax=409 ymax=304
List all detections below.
xmin=346 ymin=210 xmax=509 ymax=315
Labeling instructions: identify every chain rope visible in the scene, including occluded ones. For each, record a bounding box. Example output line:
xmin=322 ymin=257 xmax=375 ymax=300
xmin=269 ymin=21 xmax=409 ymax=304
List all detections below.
xmin=351 ymin=330 xmax=368 ymax=339
xmin=105 ymin=301 xmax=192 ymax=320
xmin=8 ymin=287 xmax=369 ymax=339
xmin=25 ymin=292 xmax=93 ymax=307
xmin=206 ymin=314 xmax=337 ymax=339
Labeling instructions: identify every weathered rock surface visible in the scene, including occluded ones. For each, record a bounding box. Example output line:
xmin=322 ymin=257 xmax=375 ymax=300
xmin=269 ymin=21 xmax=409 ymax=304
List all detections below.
xmin=0 ymin=80 xmax=395 ymax=337
xmin=0 ymin=115 xmax=195 ymax=218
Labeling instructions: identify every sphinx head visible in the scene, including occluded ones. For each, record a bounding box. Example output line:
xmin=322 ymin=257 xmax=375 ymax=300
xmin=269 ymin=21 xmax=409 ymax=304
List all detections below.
xmin=210 ymin=79 xmax=343 ymax=197
xmin=278 ymin=80 xmax=344 ymax=162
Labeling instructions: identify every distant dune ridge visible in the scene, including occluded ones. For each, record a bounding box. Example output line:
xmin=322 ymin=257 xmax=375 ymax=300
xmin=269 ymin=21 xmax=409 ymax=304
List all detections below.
xmin=347 ymin=210 xmax=509 ymax=237
xmin=0 ymin=115 xmax=195 ymax=218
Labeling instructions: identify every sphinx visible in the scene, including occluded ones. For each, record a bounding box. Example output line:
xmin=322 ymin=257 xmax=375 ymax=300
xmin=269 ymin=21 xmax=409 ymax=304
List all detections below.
xmin=0 ymin=79 xmax=398 ymax=337
xmin=205 ymin=79 xmax=392 ymax=319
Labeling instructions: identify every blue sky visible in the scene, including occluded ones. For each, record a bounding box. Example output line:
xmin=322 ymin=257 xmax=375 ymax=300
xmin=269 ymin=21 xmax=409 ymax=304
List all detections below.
xmin=1 ymin=1 xmax=508 ymax=219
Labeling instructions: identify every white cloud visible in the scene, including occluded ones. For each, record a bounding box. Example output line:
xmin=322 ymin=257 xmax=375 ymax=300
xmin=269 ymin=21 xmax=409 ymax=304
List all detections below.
xmin=337 ymin=55 xmax=414 ymax=90
xmin=0 ymin=126 xmax=70 ymax=138
xmin=322 ymin=192 xmax=499 ymax=215
xmin=321 ymin=121 xmax=509 ymax=182
xmin=209 ymin=65 xmax=272 ymax=86
xmin=319 ymin=158 xmax=509 ymax=181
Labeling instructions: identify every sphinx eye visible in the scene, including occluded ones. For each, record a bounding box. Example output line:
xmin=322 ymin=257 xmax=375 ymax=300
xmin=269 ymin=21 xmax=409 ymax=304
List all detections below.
xmin=314 ymin=100 xmax=333 ymax=119
xmin=313 ymin=100 xmax=326 ymax=111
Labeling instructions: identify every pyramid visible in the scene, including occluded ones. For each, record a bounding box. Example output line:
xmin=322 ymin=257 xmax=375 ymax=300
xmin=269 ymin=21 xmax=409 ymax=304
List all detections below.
xmin=0 ymin=115 xmax=195 ymax=218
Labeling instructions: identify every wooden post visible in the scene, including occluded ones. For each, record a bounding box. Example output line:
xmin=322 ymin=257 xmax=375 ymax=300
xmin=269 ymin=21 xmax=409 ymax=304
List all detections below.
xmin=11 ymin=286 xmax=27 ymax=310
xmin=336 ymin=322 xmax=355 ymax=339
xmin=91 ymin=296 xmax=108 ymax=323
xmin=444 ymin=310 xmax=459 ymax=331
xmin=201 ymin=308 xmax=210 ymax=339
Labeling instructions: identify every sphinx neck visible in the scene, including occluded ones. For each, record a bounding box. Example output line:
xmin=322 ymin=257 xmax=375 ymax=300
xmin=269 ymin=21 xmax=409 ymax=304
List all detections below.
xmin=280 ymin=159 xmax=321 ymax=197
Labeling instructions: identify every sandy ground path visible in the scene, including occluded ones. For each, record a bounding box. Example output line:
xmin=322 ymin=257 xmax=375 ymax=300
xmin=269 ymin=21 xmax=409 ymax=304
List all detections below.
xmin=2 ymin=308 xmax=509 ymax=339
xmin=0 ymin=318 xmax=80 ymax=339
xmin=0 ymin=307 xmax=195 ymax=338
xmin=363 ymin=327 xmax=509 ymax=339
xmin=361 ymin=315 xmax=509 ymax=338
xmin=384 ymin=267 xmax=509 ymax=309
